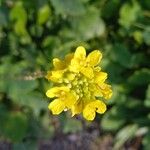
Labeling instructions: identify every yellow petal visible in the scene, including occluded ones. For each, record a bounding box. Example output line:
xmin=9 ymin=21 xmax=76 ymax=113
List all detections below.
xmin=46 ymin=87 xmax=58 ymax=98
xmin=66 ymin=73 xmax=76 ymax=81
xmin=80 ymin=67 xmax=94 ymax=78
xmin=70 ymin=47 xmax=87 ymax=72
xmin=74 ymin=46 xmax=86 ymax=59
xmin=46 ymin=86 xmax=70 ymax=98
xmin=86 ymin=50 xmax=102 ymax=66
xmin=90 ymin=84 xmax=103 ymax=97
xmin=70 ymin=59 xmax=80 ymax=72
xmin=45 ymin=70 xmax=64 ymax=82
xmin=105 ymin=90 xmax=113 ymax=99
xmin=50 ymin=70 xmax=64 ymax=82
xmin=71 ymin=101 xmax=83 ymax=116
xmin=53 ymin=58 xmax=65 ymax=70
xmin=83 ymin=100 xmax=106 ymax=120
xmin=48 ymin=99 xmax=65 ymax=114
xmin=100 ymin=83 xmax=113 ymax=99
xmin=63 ymin=92 xmax=77 ymax=108
xmin=94 ymin=66 xmax=101 ymax=72
xmin=83 ymin=105 xmax=96 ymax=121
xmin=65 ymin=53 xmax=74 ymax=64
xmin=92 ymin=100 xmax=107 ymax=114
xmin=94 ymin=72 xmax=107 ymax=84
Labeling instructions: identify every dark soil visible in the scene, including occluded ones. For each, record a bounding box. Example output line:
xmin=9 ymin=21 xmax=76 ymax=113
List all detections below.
xmin=39 ymin=132 xmax=113 ymax=150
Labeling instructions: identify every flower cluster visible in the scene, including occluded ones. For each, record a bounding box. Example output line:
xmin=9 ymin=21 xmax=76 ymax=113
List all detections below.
xmin=46 ymin=46 xmax=112 ymax=121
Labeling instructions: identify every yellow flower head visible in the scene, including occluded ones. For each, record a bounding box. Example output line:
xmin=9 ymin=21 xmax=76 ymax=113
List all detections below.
xmin=46 ymin=46 xmax=112 ymax=121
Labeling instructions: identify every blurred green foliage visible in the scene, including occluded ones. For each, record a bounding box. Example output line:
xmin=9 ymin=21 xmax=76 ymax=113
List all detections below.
xmin=0 ymin=0 xmax=150 ymax=149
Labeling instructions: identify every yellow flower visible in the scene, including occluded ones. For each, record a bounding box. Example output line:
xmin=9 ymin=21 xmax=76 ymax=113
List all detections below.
xmin=69 ymin=46 xmax=102 ymax=78
xmin=46 ymin=86 xmax=77 ymax=114
xmin=46 ymin=53 xmax=73 ymax=82
xmin=83 ymin=100 xmax=106 ymax=121
xmin=46 ymin=46 xmax=112 ymax=121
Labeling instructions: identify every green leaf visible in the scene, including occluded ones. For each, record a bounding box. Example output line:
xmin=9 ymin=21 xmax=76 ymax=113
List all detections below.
xmin=0 ymin=59 xmax=34 ymax=93
xmin=8 ymin=80 xmax=38 ymax=101
xmin=101 ymin=58 xmax=124 ymax=83
xmin=2 ymin=112 xmax=28 ymax=142
xmin=128 ymin=69 xmax=150 ymax=85
xmin=106 ymin=84 xmax=126 ymax=105
xmin=143 ymin=27 xmax=150 ymax=46
xmin=37 ymin=4 xmax=51 ymax=25
xmin=119 ymin=1 xmax=141 ymax=29
xmin=0 ymin=104 xmax=8 ymax=125
xmin=10 ymin=2 xmax=27 ymax=23
xmin=110 ymin=43 xmax=132 ymax=68
xmin=70 ymin=7 xmax=105 ymax=40
xmin=50 ymin=0 xmax=85 ymax=16
xmin=19 ymin=92 xmax=47 ymax=116
xmin=14 ymin=21 xmax=27 ymax=35
xmin=144 ymin=84 xmax=150 ymax=107
xmin=6 ymin=80 xmax=47 ymax=116
xmin=114 ymin=124 xmax=138 ymax=149
xmin=142 ymin=131 xmax=150 ymax=150
xmin=10 ymin=1 xmax=28 ymax=35
xmin=42 ymin=36 xmax=61 ymax=48
xmin=101 ymin=107 xmax=125 ymax=131
xmin=133 ymin=31 xmax=143 ymax=44
xmin=101 ymin=0 xmax=120 ymax=19
xmin=0 ymin=7 xmax=8 ymax=26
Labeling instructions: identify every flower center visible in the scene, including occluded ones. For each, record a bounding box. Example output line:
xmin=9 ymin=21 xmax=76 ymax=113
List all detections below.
xmin=63 ymin=72 xmax=93 ymax=100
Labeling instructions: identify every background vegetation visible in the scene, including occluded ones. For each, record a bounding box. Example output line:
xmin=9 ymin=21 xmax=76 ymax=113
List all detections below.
xmin=0 ymin=0 xmax=150 ymax=149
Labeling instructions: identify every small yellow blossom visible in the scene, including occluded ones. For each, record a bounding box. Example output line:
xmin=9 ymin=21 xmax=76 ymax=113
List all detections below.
xmin=69 ymin=46 xmax=102 ymax=78
xmin=46 ymin=46 xmax=112 ymax=121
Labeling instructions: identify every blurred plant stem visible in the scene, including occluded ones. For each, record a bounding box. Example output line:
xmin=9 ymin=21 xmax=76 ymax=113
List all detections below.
xmin=1 ymin=70 xmax=46 ymax=81
xmin=51 ymin=116 xmax=63 ymax=136
xmin=18 ymin=70 xmax=46 ymax=80
xmin=133 ymin=23 xmax=147 ymax=30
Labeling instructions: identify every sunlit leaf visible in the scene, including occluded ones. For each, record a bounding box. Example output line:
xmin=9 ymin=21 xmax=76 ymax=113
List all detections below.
xmin=133 ymin=31 xmax=143 ymax=44
xmin=119 ymin=1 xmax=141 ymax=28
xmin=37 ymin=4 xmax=51 ymax=25
xmin=10 ymin=1 xmax=27 ymax=35
xmin=70 ymin=7 xmax=105 ymax=40
xmin=114 ymin=124 xmax=138 ymax=149
xmin=143 ymin=27 xmax=150 ymax=45
xmin=50 ymin=0 xmax=85 ymax=16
